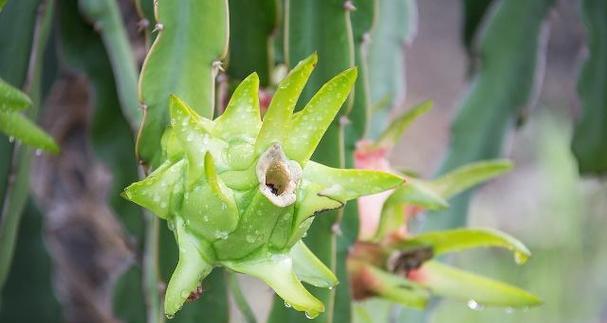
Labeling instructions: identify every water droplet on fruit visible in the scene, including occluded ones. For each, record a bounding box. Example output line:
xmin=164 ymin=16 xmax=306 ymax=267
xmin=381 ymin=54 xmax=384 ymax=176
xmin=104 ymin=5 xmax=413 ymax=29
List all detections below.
xmin=305 ymin=312 xmax=316 ymax=319
xmin=284 ymin=301 xmax=291 ymax=308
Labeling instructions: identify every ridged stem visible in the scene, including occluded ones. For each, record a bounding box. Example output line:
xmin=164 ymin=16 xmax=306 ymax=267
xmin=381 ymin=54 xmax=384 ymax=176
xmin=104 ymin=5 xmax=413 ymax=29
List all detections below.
xmin=0 ymin=0 xmax=53 ymax=292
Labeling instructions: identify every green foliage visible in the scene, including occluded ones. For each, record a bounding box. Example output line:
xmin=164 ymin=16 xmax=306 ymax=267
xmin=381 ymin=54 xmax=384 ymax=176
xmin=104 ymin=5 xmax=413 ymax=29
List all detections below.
xmin=424 ymin=0 xmax=555 ymax=231
xmin=394 ymin=228 xmax=531 ymax=264
xmin=571 ymin=0 xmax=607 ymax=174
xmin=0 ymin=0 xmax=53 ymax=295
xmin=0 ymin=79 xmax=58 ymax=154
xmin=0 ymin=107 xmax=58 ymax=153
xmin=417 ymin=261 xmax=541 ymax=308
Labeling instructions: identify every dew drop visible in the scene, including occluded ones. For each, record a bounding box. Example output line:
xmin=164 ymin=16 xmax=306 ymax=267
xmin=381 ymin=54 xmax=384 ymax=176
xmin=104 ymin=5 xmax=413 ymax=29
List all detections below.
xmin=284 ymin=301 xmax=291 ymax=308
xmin=514 ymin=251 xmax=528 ymax=264
xmin=166 ymin=313 xmax=175 ymax=319
xmin=8 ymin=136 xmax=14 ymax=143
xmin=467 ymin=299 xmax=482 ymax=311
xmin=167 ymin=220 xmax=175 ymax=231
xmin=304 ymin=312 xmax=316 ymax=319
xmin=215 ymin=231 xmax=229 ymax=240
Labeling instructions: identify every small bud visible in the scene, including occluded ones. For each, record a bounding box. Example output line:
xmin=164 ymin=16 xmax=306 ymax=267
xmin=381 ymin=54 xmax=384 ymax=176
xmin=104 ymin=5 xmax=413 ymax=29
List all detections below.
xmin=153 ymin=23 xmax=164 ymax=33
xmin=343 ymin=0 xmax=356 ymax=11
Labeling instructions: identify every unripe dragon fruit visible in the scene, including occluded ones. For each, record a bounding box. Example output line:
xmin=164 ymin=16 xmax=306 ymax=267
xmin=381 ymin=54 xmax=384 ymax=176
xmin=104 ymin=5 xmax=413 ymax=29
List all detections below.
xmin=122 ymin=54 xmax=402 ymax=319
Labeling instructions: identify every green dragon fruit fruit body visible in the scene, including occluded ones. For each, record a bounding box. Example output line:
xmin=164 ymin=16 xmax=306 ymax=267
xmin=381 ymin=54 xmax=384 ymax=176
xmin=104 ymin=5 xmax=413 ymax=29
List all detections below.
xmin=122 ymin=54 xmax=402 ymax=319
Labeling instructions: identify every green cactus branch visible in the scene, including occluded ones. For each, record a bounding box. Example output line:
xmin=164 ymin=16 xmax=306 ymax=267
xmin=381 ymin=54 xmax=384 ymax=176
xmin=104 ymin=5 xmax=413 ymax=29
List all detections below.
xmin=137 ymin=0 xmax=230 ymax=167
xmin=571 ymin=0 xmax=607 ymax=174
xmin=423 ymin=0 xmax=555 ymax=231
xmin=0 ymin=0 xmax=53 ymax=293
xmin=227 ymin=0 xmax=278 ymax=87
xmin=367 ymin=0 xmax=417 ymax=139
xmin=78 ymin=0 xmax=141 ymax=130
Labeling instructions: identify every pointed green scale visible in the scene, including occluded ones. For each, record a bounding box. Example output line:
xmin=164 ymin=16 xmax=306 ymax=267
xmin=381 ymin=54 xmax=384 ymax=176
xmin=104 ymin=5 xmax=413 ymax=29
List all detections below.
xmin=285 ymin=67 xmax=358 ymax=163
xmin=376 ymin=100 xmax=433 ymax=149
xmin=429 ymin=159 xmax=513 ymax=198
xmin=419 ymin=261 xmax=541 ymax=308
xmin=168 ymin=95 xmax=225 ymax=184
xmin=387 ymin=179 xmax=449 ymax=211
xmin=181 ymin=153 xmax=238 ymax=241
xmin=164 ymin=216 xmax=214 ymax=317
xmin=269 ymin=210 xmax=294 ymax=250
xmin=214 ymin=72 xmax=261 ymax=142
xmin=0 ymin=78 xmax=31 ymax=112
xmin=213 ymin=192 xmax=289 ymax=260
xmin=394 ymin=228 xmax=531 ymax=264
xmin=288 ymin=183 xmax=343 ymax=246
xmin=303 ymin=161 xmax=403 ymax=202
xmin=291 ymin=241 xmax=338 ymax=288
xmin=122 ymin=159 xmax=185 ymax=219
xmin=255 ymin=53 xmax=318 ymax=154
xmin=224 ymin=253 xmax=325 ymax=319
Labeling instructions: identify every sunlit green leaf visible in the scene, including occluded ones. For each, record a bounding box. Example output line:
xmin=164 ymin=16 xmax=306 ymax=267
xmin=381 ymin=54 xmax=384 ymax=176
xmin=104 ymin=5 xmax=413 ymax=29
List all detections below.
xmin=0 ymin=78 xmax=31 ymax=112
xmin=416 ymin=261 xmax=541 ymax=308
xmin=429 ymin=159 xmax=513 ymax=198
xmin=394 ymin=228 xmax=531 ymax=264
xmin=376 ymin=100 xmax=432 ymax=148
xmin=0 ymin=111 xmax=58 ymax=153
